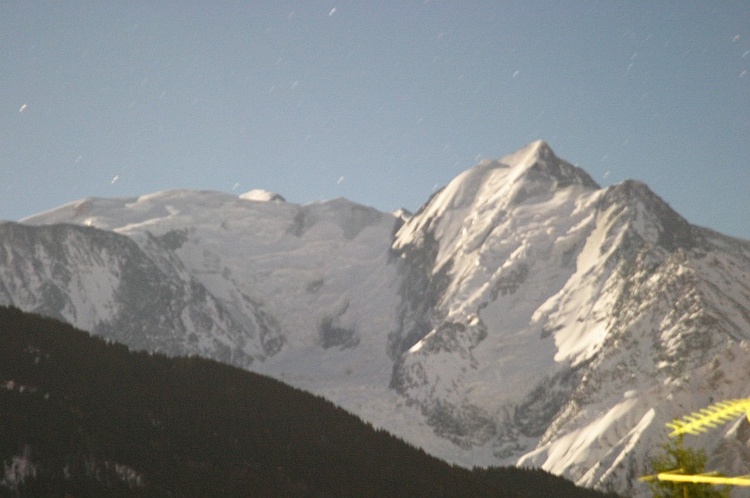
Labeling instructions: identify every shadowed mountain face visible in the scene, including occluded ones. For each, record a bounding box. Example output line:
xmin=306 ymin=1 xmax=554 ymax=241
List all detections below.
xmin=3 ymin=141 xmax=750 ymax=496
xmin=0 ymin=306 xmax=614 ymax=497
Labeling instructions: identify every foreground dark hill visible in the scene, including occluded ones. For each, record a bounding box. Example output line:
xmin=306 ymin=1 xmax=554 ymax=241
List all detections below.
xmin=0 ymin=306 xmax=614 ymax=497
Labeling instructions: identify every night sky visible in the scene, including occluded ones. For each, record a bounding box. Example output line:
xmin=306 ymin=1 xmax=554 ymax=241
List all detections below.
xmin=2 ymin=2 xmax=748 ymax=238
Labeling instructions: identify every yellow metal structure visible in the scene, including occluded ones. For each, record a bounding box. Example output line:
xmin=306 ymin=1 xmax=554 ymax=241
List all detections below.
xmin=640 ymin=398 xmax=750 ymax=488
xmin=641 ymin=470 xmax=750 ymax=487
xmin=666 ymin=399 xmax=750 ymax=438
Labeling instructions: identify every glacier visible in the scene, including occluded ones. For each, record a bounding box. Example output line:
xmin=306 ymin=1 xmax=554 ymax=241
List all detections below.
xmin=3 ymin=140 xmax=750 ymax=496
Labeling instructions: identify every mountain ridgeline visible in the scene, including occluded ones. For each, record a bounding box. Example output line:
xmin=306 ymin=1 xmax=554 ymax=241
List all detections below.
xmin=0 ymin=306 xmax=612 ymax=497
xmin=2 ymin=140 xmax=749 ymax=496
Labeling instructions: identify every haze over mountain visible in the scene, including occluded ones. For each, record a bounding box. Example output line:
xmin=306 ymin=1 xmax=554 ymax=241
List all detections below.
xmin=2 ymin=141 xmax=749 ymax=496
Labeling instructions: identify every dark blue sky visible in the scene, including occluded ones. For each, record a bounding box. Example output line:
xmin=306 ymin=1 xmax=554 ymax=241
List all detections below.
xmin=2 ymin=2 xmax=748 ymax=238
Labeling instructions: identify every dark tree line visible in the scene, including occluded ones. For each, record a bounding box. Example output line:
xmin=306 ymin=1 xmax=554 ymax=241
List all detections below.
xmin=0 ymin=306 xmax=617 ymax=497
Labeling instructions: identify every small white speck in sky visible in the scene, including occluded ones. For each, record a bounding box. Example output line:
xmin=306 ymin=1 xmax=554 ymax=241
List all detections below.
xmin=337 ymin=175 xmax=345 ymax=185
xmin=603 ymin=171 xmax=611 ymax=179
xmin=111 ymin=175 xmax=119 ymax=185
xmin=232 ymin=182 xmax=240 ymax=190
xmin=1 ymin=2 xmax=748 ymax=240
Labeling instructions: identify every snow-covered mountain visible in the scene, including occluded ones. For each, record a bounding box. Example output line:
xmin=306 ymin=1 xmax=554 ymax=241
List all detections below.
xmin=3 ymin=140 xmax=749 ymax=496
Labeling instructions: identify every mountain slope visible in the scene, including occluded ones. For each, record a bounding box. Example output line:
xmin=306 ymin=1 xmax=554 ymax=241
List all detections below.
xmin=390 ymin=142 xmax=750 ymax=494
xmin=0 ymin=221 xmax=277 ymax=366
xmin=3 ymin=141 xmax=750 ymax=495
xmin=0 ymin=306 xmax=612 ymax=497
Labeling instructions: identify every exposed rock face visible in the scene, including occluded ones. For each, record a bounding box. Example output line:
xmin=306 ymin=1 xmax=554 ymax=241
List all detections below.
xmin=0 ymin=222 xmax=266 ymax=366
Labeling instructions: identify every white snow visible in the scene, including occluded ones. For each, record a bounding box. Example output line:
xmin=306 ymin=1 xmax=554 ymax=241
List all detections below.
xmin=24 ymin=187 xmax=405 ymax=418
xmin=238 ymin=189 xmax=285 ymax=202
xmin=1 ymin=446 xmax=36 ymax=492
xmin=12 ymin=141 xmax=750 ymax=497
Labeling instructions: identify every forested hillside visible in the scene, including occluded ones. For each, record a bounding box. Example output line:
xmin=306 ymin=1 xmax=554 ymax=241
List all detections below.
xmin=0 ymin=306 xmax=615 ymax=497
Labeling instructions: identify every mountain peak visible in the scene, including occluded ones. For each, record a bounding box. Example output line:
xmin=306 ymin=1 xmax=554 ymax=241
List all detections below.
xmin=496 ymin=140 xmax=555 ymax=169
xmin=600 ymin=179 xmax=696 ymax=251
xmin=497 ymin=140 xmax=600 ymax=191
xmin=526 ymin=139 xmax=554 ymax=159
